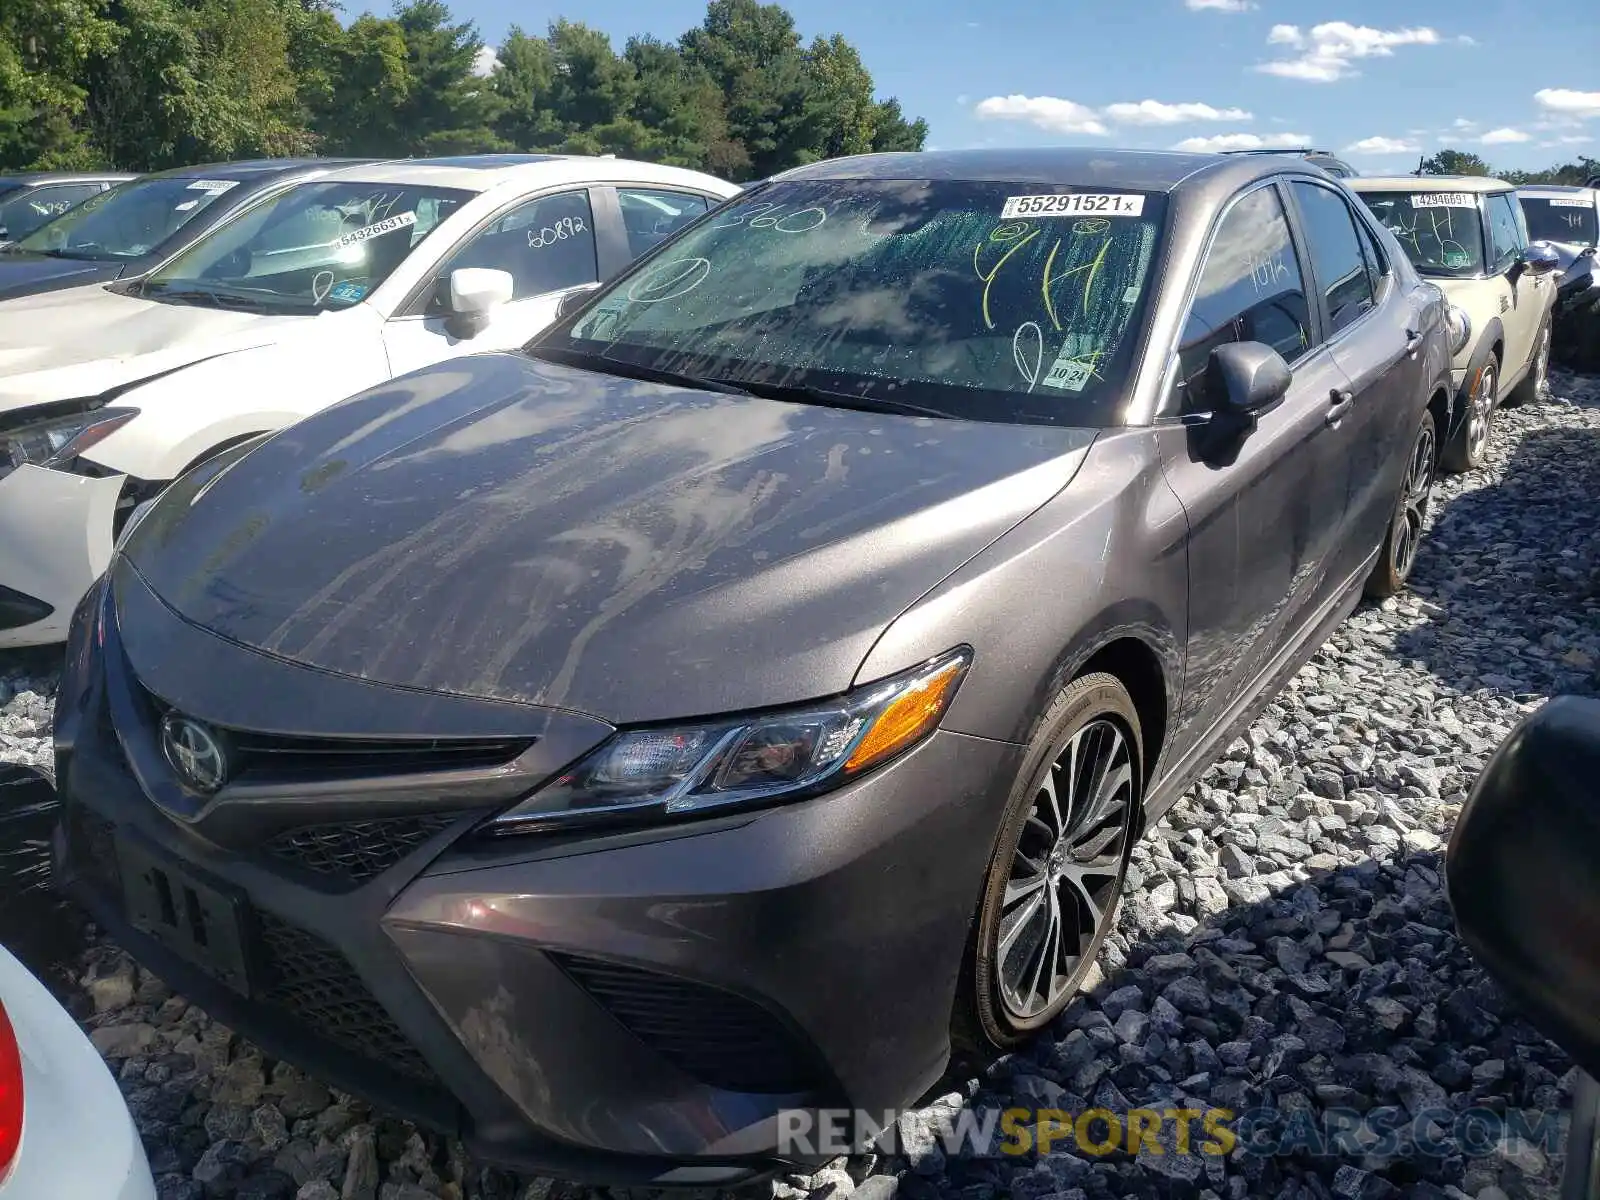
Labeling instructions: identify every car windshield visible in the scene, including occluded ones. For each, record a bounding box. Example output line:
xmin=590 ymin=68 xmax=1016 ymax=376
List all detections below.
xmin=536 ymin=179 xmax=1168 ymax=426
xmin=0 ymin=186 xmax=82 ymax=242
xmin=1358 ymin=191 xmax=1486 ymax=277
xmin=141 ymin=180 xmax=473 ymax=313
xmin=16 ymin=175 xmax=240 ymax=261
xmin=1519 ymin=196 xmax=1598 ymax=247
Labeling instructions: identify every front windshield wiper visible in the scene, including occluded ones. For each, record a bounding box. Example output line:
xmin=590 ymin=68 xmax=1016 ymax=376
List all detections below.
xmin=730 ymin=380 xmax=954 ymax=420
xmin=525 ymin=345 xmax=753 ymax=395
xmin=143 ymin=283 xmax=298 ymax=312
xmin=529 ymin=345 xmax=953 ymax=417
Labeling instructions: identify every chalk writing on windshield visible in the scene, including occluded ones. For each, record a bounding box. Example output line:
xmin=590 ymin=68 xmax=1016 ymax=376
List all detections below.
xmin=709 ymin=201 xmax=828 ymax=233
xmin=626 ymin=257 xmax=712 ymax=303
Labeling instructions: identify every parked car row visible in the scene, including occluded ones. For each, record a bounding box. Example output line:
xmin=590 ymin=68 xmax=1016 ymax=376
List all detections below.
xmin=0 ymin=145 xmax=1570 ymax=1187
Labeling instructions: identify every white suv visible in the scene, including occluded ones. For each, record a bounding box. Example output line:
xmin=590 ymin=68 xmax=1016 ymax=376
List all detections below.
xmin=1352 ymin=175 xmax=1559 ymax=472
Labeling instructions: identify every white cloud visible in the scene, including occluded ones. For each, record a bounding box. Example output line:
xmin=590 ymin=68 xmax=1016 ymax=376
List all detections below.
xmin=1257 ymin=21 xmax=1443 ymax=83
xmin=1479 ymin=127 xmax=1531 ymax=145
xmin=1345 ymin=136 xmax=1420 ymax=155
xmin=1187 ymin=0 xmax=1255 ymax=10
xmin=472 ymin=45 xmax=499 ymax=77
xmin=1536 ymin=88 xmax=1600 ymax=120
xmin=1453 ymin=118 xmax=1477 ymax=129
xmin=1172 ymin=131 xmax=1313 ymax=153
xmin=974 ymin=95 xmax=1256 ymax=135
xmin=1101 ymin=100 xmax=1253 ymax=125
xmin=1557 ymin=134 xmax=1593 ymax=145
xmin=974 ymin=95 xmax=1109 ymax=136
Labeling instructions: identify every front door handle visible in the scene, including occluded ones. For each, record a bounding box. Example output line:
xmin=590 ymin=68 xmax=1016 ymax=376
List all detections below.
xmin=1404 ymin=327 xmax=1423 ymax=358
xmin=1326 ymin=388 xmax=1354 ymax=426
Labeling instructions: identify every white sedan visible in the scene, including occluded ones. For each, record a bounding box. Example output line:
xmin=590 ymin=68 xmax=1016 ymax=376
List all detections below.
xmin=0 ymin=153 xmax=739 ymax=647
xmin=0 ymin=942 xmax=156 ymax=1198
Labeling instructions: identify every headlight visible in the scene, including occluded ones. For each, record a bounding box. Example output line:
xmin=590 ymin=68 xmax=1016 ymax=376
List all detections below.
xmin=1445 ymin=306 xmax=1472 ymax=357
xmin=0 ymin=407 xmax=138 ymax=482
xmin=486 ymin=648 xmax=972 ymax=834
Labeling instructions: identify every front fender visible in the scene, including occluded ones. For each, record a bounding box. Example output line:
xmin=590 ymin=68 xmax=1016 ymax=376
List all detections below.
xmin=75 ymin=313 xmax=389 ymax=479
xmin=853 ymin=429 xmax=1186 ymax=756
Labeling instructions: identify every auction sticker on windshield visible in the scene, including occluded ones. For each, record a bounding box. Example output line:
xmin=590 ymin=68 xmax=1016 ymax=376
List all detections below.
xmin=1002 ymin=194 xmax=1146 ymax=219
xmin=187 ymin=180 xmax=238 ymax=194
xmin=1411 ymin=194 xmax=1476 ymax=209
xmin=1550 ymin=198 xmax=1591 ymax=208
xmin=339 ymin=211 xmax=417 ymax=248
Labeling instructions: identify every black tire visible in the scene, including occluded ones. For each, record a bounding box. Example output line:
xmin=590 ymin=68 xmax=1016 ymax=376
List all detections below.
xmin=1365 ymin=408 xmax=1436 ymax=599
xmin=1439 ymin=351 xmax=1498 ymax=474
xmin=953 ymin=672 xmax=1140 ymax=1057
xmin=1505 ymin=318 xmax=1551 ymax=408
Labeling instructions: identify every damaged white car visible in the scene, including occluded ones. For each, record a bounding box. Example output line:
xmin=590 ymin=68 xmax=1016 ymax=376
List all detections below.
xmin=0 ymin=153 xmax=738 ymax=646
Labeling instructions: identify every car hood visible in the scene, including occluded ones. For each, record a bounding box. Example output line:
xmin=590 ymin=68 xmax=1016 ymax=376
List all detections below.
xmin=123 ymin=353 xmax=1098 ymax=724
xmin=0 ymin=252 xmax=122 ymax=301
xmin=0 ymin=283 xmax=316 ymax=415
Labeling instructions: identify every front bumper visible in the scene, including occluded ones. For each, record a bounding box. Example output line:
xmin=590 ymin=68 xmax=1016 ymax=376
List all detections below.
xmin=53 ymin=568 xmax=1022 ymax=1181
xmin=0 ymin=464 xmax=123 ymax=648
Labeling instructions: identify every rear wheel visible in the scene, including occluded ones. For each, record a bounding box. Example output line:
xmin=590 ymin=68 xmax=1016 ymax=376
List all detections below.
xmin=1505 ymin=319 xmax=1551 ymax=408
xmin=1440 ymin=352 xmax=1498 ymax=474
xmin=1365 ymin=409 xmax=1435 ymax=599
xmin=955 ymin=673 xmax=1139 ymax=1054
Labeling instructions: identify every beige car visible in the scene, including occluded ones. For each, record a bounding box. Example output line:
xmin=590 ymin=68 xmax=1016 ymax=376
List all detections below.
xmin=1351 ymin=175 xmax=1559 ymax=472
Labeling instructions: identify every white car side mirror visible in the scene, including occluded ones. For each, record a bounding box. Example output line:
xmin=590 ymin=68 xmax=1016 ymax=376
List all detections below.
xmin=450 ymin=267 xmax=514 ymax=316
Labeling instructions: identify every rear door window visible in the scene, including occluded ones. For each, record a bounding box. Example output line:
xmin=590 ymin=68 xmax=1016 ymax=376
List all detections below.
xmin=1290 ymin=181 xmax=1377 ymax=335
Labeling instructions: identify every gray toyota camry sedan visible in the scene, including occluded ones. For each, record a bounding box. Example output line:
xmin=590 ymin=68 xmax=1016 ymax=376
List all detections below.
xmin=54 ymin=148 xmax=1453 ymax=1183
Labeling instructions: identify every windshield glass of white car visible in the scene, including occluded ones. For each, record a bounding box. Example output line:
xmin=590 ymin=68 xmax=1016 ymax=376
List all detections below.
xmin=13 ymin=176 xmax=236 ymax=261
xmin=141 ymin=181 xmax=473 ymax=312
xmin=1519 ymin=196 xmax=1598 ymax=246
xmin=1358 ymin=191 xmax=1487 ymax=277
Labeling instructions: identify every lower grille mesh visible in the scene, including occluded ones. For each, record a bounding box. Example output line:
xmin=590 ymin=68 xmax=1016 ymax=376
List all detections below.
xmin=68 ymin=805 xmax=122 ymax=898
xmin=261 ymin=814 xmax=461 ymax=887
xmin=552 ymin=953 xmax=823 ymax=1095
xmin=256 ymin=911 xmax=440 ymax=1084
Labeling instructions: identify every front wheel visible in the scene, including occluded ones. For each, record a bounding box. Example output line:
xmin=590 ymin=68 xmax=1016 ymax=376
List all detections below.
xmin=1440 ymin=352 xmax=1498 ymax=474
xmin=1366 ymin=409 xmax=1436 ymax=599
xmin=1505 ymin=319 xmax=1551 ymax=408
xmin=955 ymin=673 xmax=1140 ymax=1054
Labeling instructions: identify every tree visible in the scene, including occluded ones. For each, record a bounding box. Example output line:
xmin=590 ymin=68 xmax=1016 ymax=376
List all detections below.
xmin=2 ymin=0 xmax=927 ymax=177
xmin=1419 ymin=148 xmax=1491 ymax=177
xmin=0 ymin=0 xmax=120 ymax=168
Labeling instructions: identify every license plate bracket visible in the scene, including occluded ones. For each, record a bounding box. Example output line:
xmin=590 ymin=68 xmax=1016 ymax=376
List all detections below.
xmin=118 ymin=836 xmax=252 ymax=996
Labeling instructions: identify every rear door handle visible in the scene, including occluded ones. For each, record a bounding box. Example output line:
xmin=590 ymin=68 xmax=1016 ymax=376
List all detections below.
xmin=1326 ymin=388 xmax=1354 ymax=426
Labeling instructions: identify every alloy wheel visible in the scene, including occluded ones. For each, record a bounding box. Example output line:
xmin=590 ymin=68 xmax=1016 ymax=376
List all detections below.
xmin=997 ymin=718 xmax=1134 ymax=1021
xmin=1467 ymin=362 xmax=1497 ymax=464
xmin=1392 ymin=419 xmax=1435 ymax=580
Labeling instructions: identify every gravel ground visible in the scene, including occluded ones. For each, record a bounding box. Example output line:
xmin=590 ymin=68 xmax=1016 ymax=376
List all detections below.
xmin=3 ymin=369 xmax=1600 ymax=1200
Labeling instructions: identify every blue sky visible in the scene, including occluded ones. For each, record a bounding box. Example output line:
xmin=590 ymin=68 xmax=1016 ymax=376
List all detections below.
xmin=380 ymin=0 xmax=1600 ymax=172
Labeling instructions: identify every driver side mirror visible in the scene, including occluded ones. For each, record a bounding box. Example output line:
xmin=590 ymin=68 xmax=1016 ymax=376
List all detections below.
xmin=1208 ymin=340 xmax=1293 ymax=420
xmin=444 ymin=267 xmax=514 ymax=339
xmin=556 ymin=283 xmax=602 ymax=321
xmin=1522 ymin=244 xmax=1561 ymax=277
xmin=1447 ymin=695 xmax=1600 ymax=1082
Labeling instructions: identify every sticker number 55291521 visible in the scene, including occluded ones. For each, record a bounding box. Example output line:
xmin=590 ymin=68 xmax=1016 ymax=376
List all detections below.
xmin=1002 ymin=193 xmax=1146 ymax=219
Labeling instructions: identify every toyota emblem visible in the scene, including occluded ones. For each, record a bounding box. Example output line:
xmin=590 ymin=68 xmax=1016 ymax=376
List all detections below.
xmin=159 ymin=713 xmax=230 ymax=794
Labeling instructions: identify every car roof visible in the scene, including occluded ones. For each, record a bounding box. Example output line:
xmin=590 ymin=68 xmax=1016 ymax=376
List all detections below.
xmin=1350 ymin=175 xmax=1513 ymax=195
xmin=770 ymin=147 xmax=1312 ymax=193
xmin=311 ymin=153 xmax=739 ymax=195
xmin=0 ymin=170 xmax=138 ymax=186
xmin=1517 ymin=184 xmax=1598 ymax=200
xmin=143 ymin=158 xmax=378 ymax=182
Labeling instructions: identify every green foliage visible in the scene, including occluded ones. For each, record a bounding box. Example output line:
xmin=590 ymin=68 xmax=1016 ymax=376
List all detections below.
xmin=0 ymin=0 xmax=927 ymax=177
xmin=1419 ymin=149 xmax=1491 ymax=177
